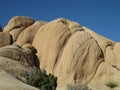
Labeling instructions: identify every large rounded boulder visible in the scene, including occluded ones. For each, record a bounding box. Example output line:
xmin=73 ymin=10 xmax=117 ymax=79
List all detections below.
xmin=0 ymin=45 xmax=35 ymax=67
xmin=33 ymin=18 xmax=104 ymax=86
xmin=15 ymin=21 xmax=47 ymax=46
xmin=0 ymin=32 xmax=12 ymax=47
xmin=4 ymin=16 xmax=35 ymax=42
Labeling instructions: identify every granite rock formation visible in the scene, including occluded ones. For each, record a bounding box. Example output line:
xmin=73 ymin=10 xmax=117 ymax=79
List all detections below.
xmin=0 ymin=16 xmax=120 ymax=90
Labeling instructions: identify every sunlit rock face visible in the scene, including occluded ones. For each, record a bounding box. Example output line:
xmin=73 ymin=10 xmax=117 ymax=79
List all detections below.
xmin=32 ymin=18 xmax=104 ymax=87
xmin=4 ymin=16 xmax=35 ymax=42
xmin=15 ymin=21 xmax=47 ymax=46
xmin=0 ymin=16 xmax=120 ymax=90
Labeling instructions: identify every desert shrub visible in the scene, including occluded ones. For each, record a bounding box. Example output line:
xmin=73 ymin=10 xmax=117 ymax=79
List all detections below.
xmin=22 ymin=68 xmax=57 ymax=90
xmin=105 ymin=80 xmax=119 ymax=89
xmin=67 ymin=84 xmax=93 ymax=90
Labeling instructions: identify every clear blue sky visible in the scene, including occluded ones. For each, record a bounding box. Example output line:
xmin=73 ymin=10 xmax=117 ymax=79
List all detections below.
xmin=0 ymin=0 xmax=120 ymax=41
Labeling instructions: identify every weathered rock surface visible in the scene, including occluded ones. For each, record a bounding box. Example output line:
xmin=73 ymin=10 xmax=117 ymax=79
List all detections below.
xmin=0 ymin=56 xmax=33 ymax=79
xmin=83 ymin=26 xmax=115 ymax=53
xmin=16 ymin=21 xmax=47 ymax=46
xmin=4 ymin=16 xmax=35 ymax=32
xmin=54 ymin=32 xmax=103 ymax=86
xmin=0 ymin=70 xmax=39 ymax=90
xmin=33 ymin=18 xmax=104 ymax=87
xmin=0 ymin=45 xmax=35 ymax=67
xmin=33 ymin=18 xmax=72 ymax=73
xmin=0 ymin=54 xmax=38 ymax=90
xmin=0 ymin=32 xmax=12 ymax=47
xmin=0 ymin=16 xmax=120 ymax=90
xmin=84 ymin=27 xmax=120 ymax=90
xmin=33 ymin=18 xmax=84 ymax=73
xmin=4 ymin=16 xmax=35 ymax=42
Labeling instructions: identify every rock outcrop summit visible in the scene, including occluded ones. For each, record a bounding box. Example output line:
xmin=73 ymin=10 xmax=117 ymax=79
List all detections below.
xmin=0 ymin=16 xmax=120 ymax=90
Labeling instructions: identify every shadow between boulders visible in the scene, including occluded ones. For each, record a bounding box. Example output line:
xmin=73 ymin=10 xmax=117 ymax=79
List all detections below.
xmin=33 ymin=48 xmax=40 ymax=69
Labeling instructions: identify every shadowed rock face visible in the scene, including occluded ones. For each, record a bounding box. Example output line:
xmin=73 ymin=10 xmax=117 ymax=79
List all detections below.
xmin=0 ymin=16 xmax=120 ymax=90
xmin=0 ymin=32 xmax=12 ymax=47
xmin=0 ymin=26 xmax=2 ymax=32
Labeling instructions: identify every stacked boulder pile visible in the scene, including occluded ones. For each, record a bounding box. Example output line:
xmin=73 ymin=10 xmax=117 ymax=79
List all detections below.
xmin=0 ymin=16 xmax=120 ymax=90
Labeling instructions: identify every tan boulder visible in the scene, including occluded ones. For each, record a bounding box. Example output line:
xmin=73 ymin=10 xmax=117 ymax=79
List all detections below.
xmin=54 ymin=31 xmax=103 ymax=86
xmin=33 ymin=18 xmax=104 ymax=87
xmin=16 ymin=21 xmax=47 ymax=46
xmin=80 ymin=26 xmax=120 ymax=90
xmin=83 ymin=26 xmax=115 ymax=53
xmin=33 ymin=18 xmax=83 ymax=73
xmin=88 ymin=62 xmax=120 ymax=90
xmin=0 ymin=56 xmax=34 ymax=80
xmin=22 ymin=43 xmax=35 ymax=49
xmin=0 ymin=45 xmax=35 ymax=67
xmin=0 ymin=60 xmax=39 ymax=90
xmin=88 ymin=42 xmax=120 ymax=90
xmin=4 ymin=16 xmax=35 ymax=32
xmin=1 ymin=17 xmax=120 ymax=90
xmin=113 ymin=43 xmax=120 ymax=65
xmin=0 ymin=70 xmax=39 ymax=90
xmin=56 ymin=18 xmax=84 ymax=33
xmin=33 ymin=18 xmax=71 ymax=73
xmin=4 ymin=16 xmax=35 ymax=42
xmin=22 ymin=43 xmax=39 ymax=67
xmin=0 ymin=32 xmax=12 ymax=47
xmin=9 ymin=29 xmax=24 ymax=42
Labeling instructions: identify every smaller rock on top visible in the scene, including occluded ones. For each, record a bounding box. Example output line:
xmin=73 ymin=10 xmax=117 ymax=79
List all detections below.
xmin=4 ymin=16 xmax=35 ymax=32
